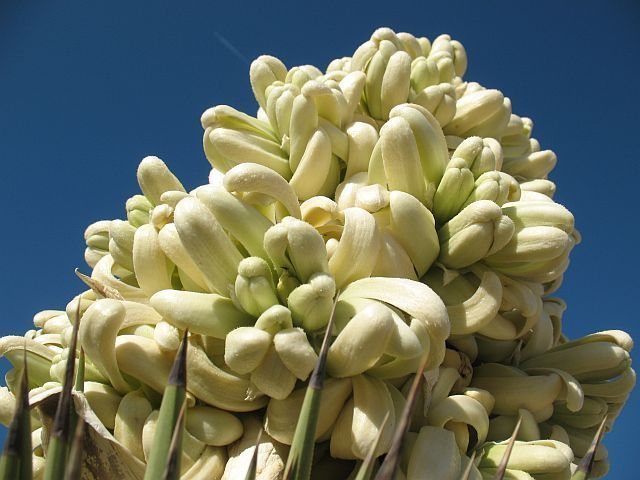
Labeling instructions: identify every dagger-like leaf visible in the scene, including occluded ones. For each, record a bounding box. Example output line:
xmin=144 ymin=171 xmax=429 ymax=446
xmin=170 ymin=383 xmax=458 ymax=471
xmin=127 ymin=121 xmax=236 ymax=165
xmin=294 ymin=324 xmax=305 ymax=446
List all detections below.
xmin=64 ymin=348 xmax=86 ymax=479
xmin=283 ymin=295 xmax=338 ymax=480
xmin=161 ymin=398 xmax=187 ymax=480
xmin=64 ymin=419 xmax=85 ymax=479
xmin=243 ymin=428 xmax=264 ymax=480
xmin=0 ymin=345 xmax=32 ymax=480
xmin=570 ymin=416 xmax=607 ymax=480
xmin=44 ymin=296 xmax=82 ymax=480
xmin=143 ymin=330 xmax=188 ymax=480
xmin=460 ymin=450 xmax=477 ymax=480
xmin=354 ymin=412 xmax=390 ymax=480
xmin=494 ymin=414 xmax=522 ymax=480
xmin=373 ymin=354 xmax=429 ymax=480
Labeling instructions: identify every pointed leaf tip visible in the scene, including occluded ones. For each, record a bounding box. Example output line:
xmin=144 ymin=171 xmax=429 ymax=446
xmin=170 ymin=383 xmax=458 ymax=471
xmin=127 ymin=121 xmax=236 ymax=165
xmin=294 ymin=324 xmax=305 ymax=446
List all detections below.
xmin=168 ymin=329 xmax=189 ymax=387
xmin=355 ymin=412 xmax=390 ymax=480
xmin=283 ymin=294 xmax=339 ymax=480
xmin=494 ymin=414 xmax=522 ymax=480
xmin=309 ymin=292 xmax=339 ymax=390
xmin=374 ymin=354 xmax=429 ymax=480
xmin=17 ymin=343 xmax=32 ymax=480
xmin=571 ymin=416 xmax=608 ymax=480
xmin=44 ymin=283 xmax=83 ymax=480
xmin=460 ymin=450 xmax=477 ymax=480
xmin=144 ymin=330 xmax=188 ymax=480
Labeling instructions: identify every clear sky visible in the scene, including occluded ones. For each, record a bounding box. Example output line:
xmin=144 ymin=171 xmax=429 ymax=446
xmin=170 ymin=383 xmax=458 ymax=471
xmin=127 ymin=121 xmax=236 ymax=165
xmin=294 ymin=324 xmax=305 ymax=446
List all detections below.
xmin=1 ymin=0 xmax=638 ymax=476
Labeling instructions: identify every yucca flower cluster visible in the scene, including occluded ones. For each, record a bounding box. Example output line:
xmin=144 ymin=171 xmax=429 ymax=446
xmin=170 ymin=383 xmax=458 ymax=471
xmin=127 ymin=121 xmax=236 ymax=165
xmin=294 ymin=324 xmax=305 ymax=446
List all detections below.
xmin=0 ymin=27 xmax=634 ymax=479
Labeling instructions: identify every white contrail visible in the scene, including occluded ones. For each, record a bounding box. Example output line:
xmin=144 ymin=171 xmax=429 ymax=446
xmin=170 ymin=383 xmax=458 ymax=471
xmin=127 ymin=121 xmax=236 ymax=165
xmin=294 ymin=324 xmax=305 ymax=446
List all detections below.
xmin=214 ymin=31 xmax=250 ymax=66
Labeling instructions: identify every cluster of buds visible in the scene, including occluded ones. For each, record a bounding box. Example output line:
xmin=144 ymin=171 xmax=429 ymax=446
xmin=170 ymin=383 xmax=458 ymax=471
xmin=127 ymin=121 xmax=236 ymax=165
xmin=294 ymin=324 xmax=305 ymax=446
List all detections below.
xmin=0 ymin=27 xmax=634 ymax=479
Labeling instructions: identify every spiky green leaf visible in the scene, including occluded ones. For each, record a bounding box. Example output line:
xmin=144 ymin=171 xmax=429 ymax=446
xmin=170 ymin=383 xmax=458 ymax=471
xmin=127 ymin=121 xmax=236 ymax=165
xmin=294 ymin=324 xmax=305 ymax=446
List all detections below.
xmin=283 ymin=296 xmax=338 ymax=480
xmin=143 ymin=330 xmax=188 ymax=480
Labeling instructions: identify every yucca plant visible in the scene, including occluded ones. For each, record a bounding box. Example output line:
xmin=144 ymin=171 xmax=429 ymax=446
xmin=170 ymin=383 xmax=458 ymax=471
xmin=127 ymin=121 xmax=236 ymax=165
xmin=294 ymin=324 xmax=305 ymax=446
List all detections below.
xmin=0 ymin=26 xmax=634 ymax=479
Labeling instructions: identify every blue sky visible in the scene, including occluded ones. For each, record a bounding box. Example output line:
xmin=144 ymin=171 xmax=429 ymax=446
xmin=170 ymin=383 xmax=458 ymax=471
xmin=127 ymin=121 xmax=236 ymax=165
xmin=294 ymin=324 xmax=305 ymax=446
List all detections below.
xmin=1 ymin=0 xmax=638 ymax=476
